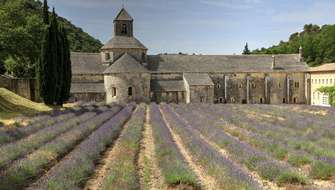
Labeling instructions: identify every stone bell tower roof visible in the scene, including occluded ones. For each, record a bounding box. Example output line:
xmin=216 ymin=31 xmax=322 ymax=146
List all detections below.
xmin=114 ymin=8 xmax=133 ymax=21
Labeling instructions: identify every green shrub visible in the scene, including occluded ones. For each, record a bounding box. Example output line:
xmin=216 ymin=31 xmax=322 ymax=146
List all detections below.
xmin=310 ymin=161 xmax=335 ymax=180
xmin=267 ymin=144 xmax=288 ymax=160
xmin=288 ymin=154 xmax=311 ymax=167
xmin=276 ymin=171 xmax=308 ymax=186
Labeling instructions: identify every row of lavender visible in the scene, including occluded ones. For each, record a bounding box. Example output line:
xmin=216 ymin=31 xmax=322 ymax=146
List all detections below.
xmin=159 ymin=104 xmax=265 ymax=190
xmin=150 ymin=104 xmax=200 ymax=188
xmin=97 ymin=104 xmax=146 ymax=190
xmin=0 ymin=104 xmax=125 ymax=190
xmin=28 ymin=104 xmax=135 ymax=190
xmin=171 ymin=103 xmax=335 ymax=188
xmin=205 ymin=104 xmax=335 ymax=178
xmin=0 ymin=104 xmax=112 ymax=145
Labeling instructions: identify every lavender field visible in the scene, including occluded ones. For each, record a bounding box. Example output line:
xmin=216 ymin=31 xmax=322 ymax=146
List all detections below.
xmin=0 ymin=103 xmax=334 ymax=190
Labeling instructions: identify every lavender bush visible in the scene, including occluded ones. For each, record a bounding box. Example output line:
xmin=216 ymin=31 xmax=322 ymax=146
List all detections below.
xmin=0 ymin=106 xmax=122 ymax=190
xmin=170 ymin=104 xmax=308 ymax=187
xmin=0 ymin=111 xmax=97 ymax=170
xmin=150 ymin=104 xmax=199 ymax=189
xmin=100 ymin=104 xmax=146 ymax=190
xmin=160 ymin=104 xmax=264 ymax=190
xmin=27 ymin=104 xmax=134 ymax=190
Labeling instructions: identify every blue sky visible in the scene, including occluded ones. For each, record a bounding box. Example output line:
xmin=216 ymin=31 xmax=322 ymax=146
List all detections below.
xmin=47 ymin=0 xmax=335 ymax=55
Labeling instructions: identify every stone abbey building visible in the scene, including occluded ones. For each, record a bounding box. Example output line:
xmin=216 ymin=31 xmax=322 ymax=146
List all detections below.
xmin=70 ymin=8 xmax=310 ymax=104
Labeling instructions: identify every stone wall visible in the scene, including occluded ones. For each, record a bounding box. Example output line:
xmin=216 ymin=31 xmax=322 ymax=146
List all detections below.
xmin=209 ymin=72 xmax=306 ymax=104
xmin=72 ymin=74 xmax=104 ymax=83
xmin=69 ymin=93 xmax=105 ymax=102
xmin=0 ymin=75 xmax=37 ymax=101
xmin=105 ymin=73 xmax=151 ymax=104
xmin=188 ymin=85 xmax=214 ymax=103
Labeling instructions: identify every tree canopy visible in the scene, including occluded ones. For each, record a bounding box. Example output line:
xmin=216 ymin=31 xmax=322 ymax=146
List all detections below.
xmin=0 ymin=0 xmax=102 ymax=78
xmin=242 ymin=43 xmax=250 ymax=55
xmin=38 ymin=2 xmax=72 ymax=106
xmin=318 ymin=86 xmax=335 ymax=106
xmin=251 ymin=24 xmax=335 ymax=67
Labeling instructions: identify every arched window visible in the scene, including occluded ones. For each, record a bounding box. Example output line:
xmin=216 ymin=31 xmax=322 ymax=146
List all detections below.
xmin=128 ymin=87 xmax=133 ymax=96
xmin=260 ymin=98 xmax=263 ymax=104
xmin=293 ymin=97 xmax=297 ymax=103
xmin=121 ymin=24 xmax=128 ymax=34
xmin=219 ymin=97 xmax=224 ymax=103
xmin=283 ymin=98 xmax=286 ymax=103
xmin=112 ymin=87 xmax=117 ymax=97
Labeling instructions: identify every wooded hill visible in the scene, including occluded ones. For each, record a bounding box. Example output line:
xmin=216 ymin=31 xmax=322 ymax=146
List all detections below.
xmin=0 ymin=0 xmax=103 ymax=77
xmin=251 ymin=24 xmax=335 ymax=67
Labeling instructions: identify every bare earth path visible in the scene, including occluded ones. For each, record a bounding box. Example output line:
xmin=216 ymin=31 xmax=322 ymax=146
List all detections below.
xmin=159 ymin=106 xmax=217 ymax=190
xmin=138 ymin=105 xmax=166 ymax=190
xmin=83 ymin=122 xmax=131 ymax=190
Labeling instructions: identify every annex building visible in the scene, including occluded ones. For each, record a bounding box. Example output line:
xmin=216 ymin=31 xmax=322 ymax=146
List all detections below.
xmin=70 ymin=8 xmax=311 ymax=105
xmin=309 ymin=63 xmax=335 ymax=107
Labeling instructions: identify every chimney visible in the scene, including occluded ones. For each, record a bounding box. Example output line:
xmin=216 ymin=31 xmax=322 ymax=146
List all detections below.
xmin=272 ymin=55 xmax=276 ymax=70
xmin=299 ymin=46 xmax=303 ymax=62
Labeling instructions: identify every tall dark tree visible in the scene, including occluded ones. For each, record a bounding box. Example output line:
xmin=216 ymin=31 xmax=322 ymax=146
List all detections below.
xmin=243 ymin=43 xmax=251 ymax=55
xmin=39 ymin=8 xmax=59 ymax=105
xmin=55 ymin=24 xmax=64 ymax=105
xmin=61 ymin=28 xmax=72 ymax=102
xmin=42 ymin=0 xmax=49 ymax=25
xmin=38 ymin=7 xmax=71 ymax=106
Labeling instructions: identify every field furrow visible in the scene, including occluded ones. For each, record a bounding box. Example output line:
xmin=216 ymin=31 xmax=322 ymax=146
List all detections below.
xmin=159 ymin=105 xmax=217 ymax=190
xmin=85 ymin=104 xmax=146 ymax=190
xmin=138 ymin=105 xmax=166 ymax=190
xmin=150 ymin=104 xmax=200 ymax=189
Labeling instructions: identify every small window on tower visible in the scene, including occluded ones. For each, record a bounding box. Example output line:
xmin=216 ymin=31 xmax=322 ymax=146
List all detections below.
xmin=121 ymin=24 xmax=128 ymax=34
xmin=105 ymin=53 xmax=110 ymax=61
xmin=112 ymin=87 xmax=117 ymax=97
xmin=128 ymin=87 xmax=133 ymax=96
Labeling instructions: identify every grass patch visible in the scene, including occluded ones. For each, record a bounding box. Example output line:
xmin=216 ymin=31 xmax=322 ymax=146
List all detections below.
xmin=287 ymin=154 xmax=311 ymax=167
xmin=267 ymin=144 xmax=288 ymax=160
xmin=276 ymin=171 xmax=308 ymax=186
xmin=0 ymin=88 xmax=51 ymax=126
xmin=310 ymin=161 xmax=335 ymax=180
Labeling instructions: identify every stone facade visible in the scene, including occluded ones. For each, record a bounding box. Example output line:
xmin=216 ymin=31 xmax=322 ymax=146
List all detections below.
xmin=104 ymin=73 xmax=151 ymax=104
xmin=70 ymin=8 xmax=311 ymax=105
xmin=309 ymin=63 xmax=335 ymax=106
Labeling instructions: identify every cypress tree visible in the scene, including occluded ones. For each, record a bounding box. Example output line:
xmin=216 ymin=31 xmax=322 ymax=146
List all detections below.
xmin=243 ymin=43 xmax=251 ymax=55
xmin=61 ymin=28 xmax=72 ymax=102
xmin=40 ymin=8 xmax=58 ymax=105
xmin=56 ymin=25 xmax=65 ymax=106
xmin=37 ymin=0 xmax=49 ymax=102
xmin=39 ymin=7 xmax=71 ymax=106
xmin=42 ymin=0 xmax=49 ymax=25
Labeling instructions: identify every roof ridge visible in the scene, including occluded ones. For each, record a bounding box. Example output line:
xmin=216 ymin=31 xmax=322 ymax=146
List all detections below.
xmin=71 ymin=52 xmax=99 ymax=55
xmin=114 ymin=8 xmax=133 ymax=21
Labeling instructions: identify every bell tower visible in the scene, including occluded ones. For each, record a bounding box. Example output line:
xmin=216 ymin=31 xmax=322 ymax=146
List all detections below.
xmin=114 ymin=8 xmax=133 ymax=37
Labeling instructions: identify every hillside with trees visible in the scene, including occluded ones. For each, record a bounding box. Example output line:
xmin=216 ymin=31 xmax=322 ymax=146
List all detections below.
xmin=0 ymin=0 xmax=103 ymax=78
xmin=251 ymin=24 xmax=335 ymax=67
